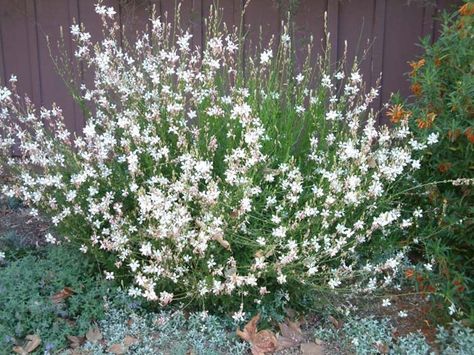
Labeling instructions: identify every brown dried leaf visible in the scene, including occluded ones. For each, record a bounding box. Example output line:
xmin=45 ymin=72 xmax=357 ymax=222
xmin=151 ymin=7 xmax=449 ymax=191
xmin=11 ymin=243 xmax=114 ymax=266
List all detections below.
xmin=13 ymin=334 xmax=42 ymax=354
xmin=51 ymin=287 xmax=75 ymax=304
xmin=68 ymin=350 xmax=92 ymax=355
xmin=24 ymin=334 xmax=41 ymax=353
xmin=108 ymin=343 xmax=126 ymax=354
xmin=280 ymin=319 xmax=304 ymax=342
xmin=236 ymin=314 xmax=278 ymax=355
xmin=12 ymin=346 xmax=27 ymax=355
xmin=301 ymin=342 xmax=325 ymax=355
xmin=123 ymin=335 xmax=139 ymax=347
xmin=252 ymin=330 xmax=278 ymax=355
xmin=67 ymin=335 xmax=85 ymax=349
xmin=328 ymin=315 xmax=343 ymax=329
xmin=277 ymin=318 xmax=304 ymax=350
xmin=392 ymin=327 xmax=400 ymax=340
xmin=212 ymin=233 xmax=231 ymax=251
xmin=85 ymin=327 xmax=102 ymax=344
xmin=285 ymin=308 xmax=297 ymax=319
xmin=236 ymin=314 xmax=260 ymax=342
xmin=374 ymin=342 xmax=390 ymax=354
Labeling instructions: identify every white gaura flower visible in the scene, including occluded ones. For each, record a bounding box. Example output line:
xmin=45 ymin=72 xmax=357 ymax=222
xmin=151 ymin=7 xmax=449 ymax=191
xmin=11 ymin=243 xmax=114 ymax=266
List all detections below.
xmin=328 ymin=277 xmax=341 ymax=289
xmin=398 ymin=310 xmax=408 ymax=318
xmin=260 ymin=49 xmax=273 ymax=65
xmin=232 ymin=303 xmax=246 ymax=322
xmin=45 ymin=233 xmax=57 ymax=244
xmin=427 ymin=132 xmax=439 ymax=145
xmin=159 ymin=291 xmax=174 ymax=306
xmin=448 ymin=303 xmax=456 ymax=315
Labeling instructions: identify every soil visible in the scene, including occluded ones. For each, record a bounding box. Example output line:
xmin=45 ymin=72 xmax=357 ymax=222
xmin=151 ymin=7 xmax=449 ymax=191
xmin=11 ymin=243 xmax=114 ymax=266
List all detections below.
xmin=0 ymin=194 xmax=49 ymax=250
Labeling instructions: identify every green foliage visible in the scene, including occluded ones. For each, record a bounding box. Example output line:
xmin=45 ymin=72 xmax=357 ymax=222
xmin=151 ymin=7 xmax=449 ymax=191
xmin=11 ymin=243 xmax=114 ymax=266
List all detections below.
xmin=0 ymin=245 xmax=119 ymax=353
xmin=436 ymin=321 xmax=474 ymax=354
xmin=395 ymin=1 xmax=474 ymax=319
xmin=81 ymin=308 xmax=248 ymax=355
xmin=314 ymin=316 xmax=474 ymax=355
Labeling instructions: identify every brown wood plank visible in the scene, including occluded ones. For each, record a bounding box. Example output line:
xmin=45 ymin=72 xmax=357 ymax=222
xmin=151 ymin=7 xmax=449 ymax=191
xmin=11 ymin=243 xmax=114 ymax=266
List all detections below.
xmin=381 ymin=0 xmax=425 ymax=112
xmin=293 ymin=0 xmax=326 ymax=62
xmin=371 ymin=0 xmax=386 ymax=113
xmin=326 ymin=0 xmax=338 ymax=66
xmin=0 ymin=1 xmax=6 ymax=86
xmin=191 ymin=0 xmax=202 ymax=51
xmin=26 ymin=0 xmax=43 ymax=108
xmin=337 ymin=0 xmax=375 ymax=87
xmin=233 ymin=0 xmax=243 ymax=32
xmin=422 ymin=2 xmax=435 ymax=42
xmin=34 ymin=0 xmax=79 ymax=132
xmin=0 ymin=0 xmax=39 ymax=103
xmin=243 ymin=0 xmax=280 ymax=58
xmin=120 ymin=0 xmax=151 ymax=45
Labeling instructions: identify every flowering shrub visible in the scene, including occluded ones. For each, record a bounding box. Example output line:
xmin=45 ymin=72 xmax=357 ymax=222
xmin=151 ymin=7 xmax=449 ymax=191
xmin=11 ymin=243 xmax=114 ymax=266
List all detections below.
xmin=0 ymin=3 xmax=436 ymax=315
xmin=390 ymin=1 xmax=474 ymax=319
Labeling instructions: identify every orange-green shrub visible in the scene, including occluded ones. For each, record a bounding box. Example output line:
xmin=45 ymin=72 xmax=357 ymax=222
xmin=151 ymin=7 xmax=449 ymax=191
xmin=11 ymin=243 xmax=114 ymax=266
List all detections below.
xmin=392 ymin=1 xmax=474 ymax=320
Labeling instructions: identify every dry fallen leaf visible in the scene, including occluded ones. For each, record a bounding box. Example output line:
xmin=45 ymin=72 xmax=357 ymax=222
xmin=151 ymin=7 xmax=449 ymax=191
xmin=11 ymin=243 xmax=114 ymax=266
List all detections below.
xmin=374 ymin=342 xmax=390 ymax=354
xmin=67 ymin=335 xmax=85 ymax=349
xmin=277 ymin=318 xmax=304 ymax=349
xmin=123 ymin=335 xmax=139 ymax=347
xmin=12 ymin=346 xmax=26 ymax=355
xmin=108 ymin=343 xmax=126 ymax=354
xmin=85 ymin=327 xmax=103 ymax=344
xmin=24 ymin=334 xmax=41 ymax=353
xmin=300 ymin=342 xmax=325 ymax=355
xmin=285 ymin=308 xmax=297 ymax=319
xmin=212 ymin=232 xmax=231 ymax=251
xmin=391 ymin=327 xmax=400 ymax=340
xmin=236 ymin=314 xmax=259 ymax=343
xmin=12 ymin=334 xmax=41 ymax=354
xmin=69 ymin=350 xmax=92 ymax=355
xmin=252 ymin=330 xmax=278 ymax=355
xmin=51 ymin=287 xmax=75 ymax=304
xmin=328 ymin=315 xmax=343 ymax=330
xmin=236 ymin=314 xmax=278 ymax=355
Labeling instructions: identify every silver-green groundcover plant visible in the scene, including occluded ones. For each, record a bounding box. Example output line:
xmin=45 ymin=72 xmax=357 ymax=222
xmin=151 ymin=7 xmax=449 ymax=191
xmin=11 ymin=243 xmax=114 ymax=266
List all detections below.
xmin=0 ymin=2 xmax=438 ymax=317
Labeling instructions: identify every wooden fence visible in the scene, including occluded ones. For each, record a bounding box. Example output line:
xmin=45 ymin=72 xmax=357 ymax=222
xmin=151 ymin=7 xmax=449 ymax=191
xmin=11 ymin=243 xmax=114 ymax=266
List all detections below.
xmin=0 ymin=0 xmax=460 ymax=132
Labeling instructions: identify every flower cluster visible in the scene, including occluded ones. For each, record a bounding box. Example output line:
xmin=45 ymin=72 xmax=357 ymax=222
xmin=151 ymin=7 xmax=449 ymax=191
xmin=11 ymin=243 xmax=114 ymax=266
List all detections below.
xmin=0 ymin=3 xmax=436 ymax=313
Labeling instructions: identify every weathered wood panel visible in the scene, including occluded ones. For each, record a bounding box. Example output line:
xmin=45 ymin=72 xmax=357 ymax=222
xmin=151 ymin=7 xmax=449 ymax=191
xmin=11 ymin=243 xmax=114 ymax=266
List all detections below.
xmin=0 ymin=0 xmax=461 ymax=133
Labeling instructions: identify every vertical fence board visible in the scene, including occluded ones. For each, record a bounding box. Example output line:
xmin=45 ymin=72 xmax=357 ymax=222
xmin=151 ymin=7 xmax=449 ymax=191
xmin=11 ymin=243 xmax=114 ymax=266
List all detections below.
xmin=433 ymin=0 xmax=460 ymax=41
xmin=337 ymin=0 xmax=375 ymax=87
xmin=0 ymin=2 xmax=5 ymax=86
xmin=244 ymin=0 xmax=280 ymax=53
xmin=371 ymin=0 xmax=386 ymax=113
xmin=381 ymin=0 xmax=425 ymax=110
xmin=120 ymin=0 xmax=151 ymax=44
xmin=326 ymin=0 xmax=339 ymax=67
xmin=27 ymin=0 xmax=43 ymax=108
xmin=293 ymin=0 xmax=327 ymax=66
xmin=34 ymin=0 xmax=79 ymax=131
xmin=192 ymin=0 xmax=202 ymax=50
xmin=0 ymin=1 xmax=37 ymax=102
xmin=422 ymin=3 xmax=435 ymax=41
